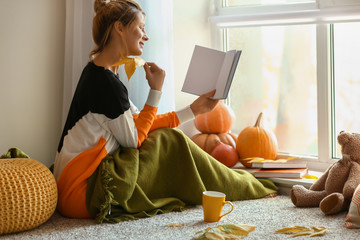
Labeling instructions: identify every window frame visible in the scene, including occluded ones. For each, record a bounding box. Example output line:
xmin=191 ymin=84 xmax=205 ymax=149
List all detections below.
xmin=211 ymin=0 xmax=360 ymax=172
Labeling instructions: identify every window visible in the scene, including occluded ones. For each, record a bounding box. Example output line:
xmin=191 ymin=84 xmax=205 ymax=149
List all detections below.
xmin=226 ymin=0 xmax=315 ymax=7
xmin=227 ymin=24 xmax=317 ymax=157
xmin=333 ymin=22 xmax=360 ymax=158
xmin=211 ymin=0 xmax=360 ymax=171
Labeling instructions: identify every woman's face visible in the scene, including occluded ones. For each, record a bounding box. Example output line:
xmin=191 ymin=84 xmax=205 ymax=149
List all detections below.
xmin=124 ymin=12 xmax=148 ymax=56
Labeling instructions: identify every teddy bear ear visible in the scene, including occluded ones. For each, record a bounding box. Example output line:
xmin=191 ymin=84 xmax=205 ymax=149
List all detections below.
xmin=337 ymin=131 xmax=350 ymax=145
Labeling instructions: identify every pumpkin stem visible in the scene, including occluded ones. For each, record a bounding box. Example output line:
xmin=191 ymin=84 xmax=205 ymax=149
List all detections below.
xmin=213 ymin=138 xmax=221 ymax=145
xmin=254 ymin=112 xmax=263 ymax=127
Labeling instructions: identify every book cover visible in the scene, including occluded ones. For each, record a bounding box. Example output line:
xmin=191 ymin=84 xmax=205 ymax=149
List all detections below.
xmin=252 ymin=168 xmax=309 ymax=179
xmin=251 ymin=159 xmax=307 ymax=169
xmin=181 ymin=45 xmax=241 ymax=100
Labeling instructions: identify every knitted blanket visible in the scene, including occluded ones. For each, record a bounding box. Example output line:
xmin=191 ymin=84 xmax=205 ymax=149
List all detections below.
xmin=86 ymin=128 xmax=278 ymax=223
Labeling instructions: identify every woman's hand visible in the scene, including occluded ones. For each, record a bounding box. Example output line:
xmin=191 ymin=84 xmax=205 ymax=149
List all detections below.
xmin=190 ymin=90 xmax=219 ymax=116
xmin=144 ymin=62 xmax=165 ymax=91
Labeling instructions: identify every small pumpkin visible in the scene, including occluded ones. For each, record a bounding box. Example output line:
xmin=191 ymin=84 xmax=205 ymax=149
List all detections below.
xmin=236 ymin=112 xmax=278 ymax=168
xmin=211 ymin=141 xmax=239 ymax=167
xmin=194 ymin=102 xmax=236 ymax=134
xmin=191 ymin=132 xmax=237 ymax=154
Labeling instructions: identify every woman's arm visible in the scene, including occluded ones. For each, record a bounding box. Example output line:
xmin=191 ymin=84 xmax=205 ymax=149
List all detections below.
xmin=133 ymin=89 xmax=161 ymax=147
xmin=133 ymin=90 xmax=219 ymax=136
xmin=133 ymin=64 xmax=219 ymax=147
xmin=190 ymin=90 xmax=219 ymax=116
xmin=132 ymin=62 xmax=165 ymax=147
xmin=133 ymin=106 xmax=195 ymax=132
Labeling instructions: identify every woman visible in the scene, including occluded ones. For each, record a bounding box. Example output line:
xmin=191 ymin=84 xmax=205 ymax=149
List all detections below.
xmin=54 ymin=0 xmax=218 ymax=218
xmin=54 ymin=0 xmax=277 ymax=221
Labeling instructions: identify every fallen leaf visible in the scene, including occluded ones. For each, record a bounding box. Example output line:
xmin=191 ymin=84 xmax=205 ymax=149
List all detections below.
xmin=311 ymin=226 xmax=326 ymax=232
xmin=165 ymin=223 xmax=184 ymax=227
xmin=220 ymin=224 xmax=256 ymax=236
xmin=291 ymin=231 xmax=313 ymax=237
xmin=310 ymin=229 xmax=327 ymax=237
xmin=309 ymin=227 xmax=327 ymax=237
xmin=274 ymin=159 xmax=288 ymax=163
xmin=303 ymin=174 xmax=319 ymax=180
xmin=275 ymin=226 xmax=310 ymax=234
xmin=203 ymin=232 xmax=225 ymax=240
xmin=194 ymin=224 xmax=255 ymax=239
xmin=275 ymin=226 xmax=327 ymax=238
xmin=248 ymin=158 xmax=266 ymax=163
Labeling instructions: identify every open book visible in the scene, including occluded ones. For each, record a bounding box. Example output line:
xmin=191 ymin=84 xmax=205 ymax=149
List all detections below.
xmin=181 ymin=45 xmax=242 ymax=100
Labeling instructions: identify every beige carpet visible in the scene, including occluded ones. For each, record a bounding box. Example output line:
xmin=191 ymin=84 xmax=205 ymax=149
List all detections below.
xmin=1 ymin=195 xmax=359 ymax=239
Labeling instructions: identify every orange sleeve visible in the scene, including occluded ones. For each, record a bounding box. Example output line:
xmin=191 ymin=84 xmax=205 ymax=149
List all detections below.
xmin=149 ymin=111 xmax=180 ymax=132
xmin=133 ymin=110 xmax=180 ymax=147
xmin=133 ymin=104 xmax=158 ymax=148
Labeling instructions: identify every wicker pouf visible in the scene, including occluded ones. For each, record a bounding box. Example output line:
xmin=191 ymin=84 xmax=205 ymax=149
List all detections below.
xmin=0 ymin=158 xmax=58 ymax=235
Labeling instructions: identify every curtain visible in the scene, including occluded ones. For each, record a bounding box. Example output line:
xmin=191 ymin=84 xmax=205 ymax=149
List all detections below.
xmin=122 ymin=0 xmax=175 ymax=114
xmin=62 ymin=0 xmax=175 ymax=125
xmin=62 ymin=0 xmax=94 ymax=125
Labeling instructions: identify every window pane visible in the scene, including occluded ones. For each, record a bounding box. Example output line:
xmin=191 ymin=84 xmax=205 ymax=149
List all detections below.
xmin=226 ymin=0 xmax=315 ymax=7
xmin=228 ymin=24 xmax=317 ymax=156
xmin=333 ymin=22 xmax=360 ymax=158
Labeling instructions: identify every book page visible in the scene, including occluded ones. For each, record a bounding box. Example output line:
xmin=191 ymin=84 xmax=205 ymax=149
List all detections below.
xmin=213 ymin=50 xmax=237 ymax=99
xmin=182 ymin=45 xmax=225 ymax=96
xmin=223 ymin=50 xmax=241 ymax=98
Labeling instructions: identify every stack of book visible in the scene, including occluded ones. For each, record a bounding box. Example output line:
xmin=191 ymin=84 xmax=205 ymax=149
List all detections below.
xmin=246 ymin=158 xmax=308 ymax=179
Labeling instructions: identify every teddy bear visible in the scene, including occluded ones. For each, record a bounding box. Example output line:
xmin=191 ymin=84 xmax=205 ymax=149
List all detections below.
xmin=290 ymin=131 xmax=360 ymax=215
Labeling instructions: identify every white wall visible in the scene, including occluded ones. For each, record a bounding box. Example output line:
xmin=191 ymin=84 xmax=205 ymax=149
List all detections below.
xmin=0 ymin=0 xmax=66 ymax=167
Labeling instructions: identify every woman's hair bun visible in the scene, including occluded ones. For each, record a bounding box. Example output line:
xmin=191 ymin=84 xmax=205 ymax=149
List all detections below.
xmin=94 ymin=0 xmax=107 ymax=14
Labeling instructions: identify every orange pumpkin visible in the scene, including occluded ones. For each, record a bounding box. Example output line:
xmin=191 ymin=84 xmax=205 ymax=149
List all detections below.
xmin=191 ymin=132 xmax=237 ymax=154
xmin=194 ymin=102 xmax=235 ymax=134
xmin=236 ymin=112 xmax=278 ymax=168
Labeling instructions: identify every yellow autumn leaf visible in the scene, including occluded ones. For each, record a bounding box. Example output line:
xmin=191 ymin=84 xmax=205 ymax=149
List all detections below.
xmin=303 ymin=174 xmax=319 ymax=180
xmin=203 ymin=232 xmax=225 ymax=240
xmin=165 ymin=223 xmax=184 ymax=227
xmin=292 ymin=231 xmax=313 ymax=237
xmin=310 ymin=230 xmax=327 ymax=237
xmin=194 ymin=224 xmax=255 ymax=240
xmin=248 ymin=158 xmax=266 ymax=163
xmin=309 ymin=226 xmax=327 ymax=237
xmin=274 ymin=159 xmax=287 ymax=163
xmin=195 ymin=227 xmax=213 ymax=235
xmin=312 ymin=226 xmax=326 ymax=232
xmin=243 ymin=157 xmax=263 ymax=160
xmin=220 ymin=224 xmax=256 ymax=236
xmin=134 ymin=56 xmax=145 ymax=67
xmin=275 ymin=226 xmax=327 ymax=238
xmin=111 ymin=57 xmax=145 ymax=80
xmin=195 ymin=228 xmax=224 ymax=240
xmin=275 ymin=226 xmax=311 ymax=234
